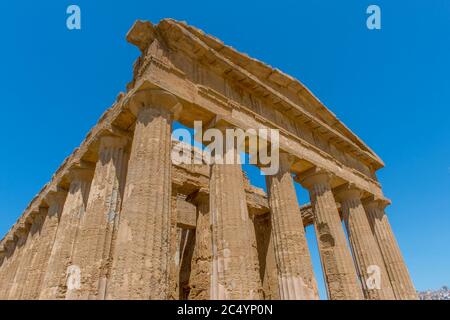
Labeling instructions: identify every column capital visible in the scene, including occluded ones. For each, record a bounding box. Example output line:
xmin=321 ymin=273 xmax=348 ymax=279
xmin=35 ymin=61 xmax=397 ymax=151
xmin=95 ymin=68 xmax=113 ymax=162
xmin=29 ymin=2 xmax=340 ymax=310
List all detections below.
xmin=297 ymin=167 xmax=333 ymax=189
xmin=0 ymin=244 xmax=5 ymax=258
xmin=45 ymin=190 xmax=68 ymax=208
xmin=334 ymin=183 xmax=363 ymax=203
xmin=99 ymin=135 xmax=129 ymax=150
xmin=362 ymin=196 xmax=391 ymax=210
xmin=278 ymin=152 xmax=296 ymax=172
xmin=3 ymin=236 xmax=15 ymax=255
xmin=67 ymin=167 xmax=95 ymax=183
xmin=13 ymin=223 xmax=29 ymax=243
xmin=25 ymin=208 xmax=40 ymax=225
xmin=125 ymin=88 xmax=182 ymax=119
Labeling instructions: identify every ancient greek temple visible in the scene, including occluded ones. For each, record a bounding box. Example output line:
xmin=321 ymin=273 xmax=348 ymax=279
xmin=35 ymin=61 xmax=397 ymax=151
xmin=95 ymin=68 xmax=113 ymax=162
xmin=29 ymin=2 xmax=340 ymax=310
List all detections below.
xmin=0 ymin=19 xmax=417 ymax=300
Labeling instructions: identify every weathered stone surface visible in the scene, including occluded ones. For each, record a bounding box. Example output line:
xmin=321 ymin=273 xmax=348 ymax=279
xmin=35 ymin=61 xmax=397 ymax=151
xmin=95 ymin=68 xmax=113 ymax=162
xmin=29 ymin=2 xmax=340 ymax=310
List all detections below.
xmin=266 ymin=153 xmax=318 ymax=300
xmin=253 ymin=214 xmax=280 ymax=300
xmin=39 ymin=169 xmax=93 ymax=299
xmin=364 ymin=199 xmax=418 ymax=300
xmin=0 ymin=232 xmax=23 ymax=300
xmin=66 ymin=136 xmax=129 ymax=300
xmin=8 ymin=208 xmax=46 ymax=299
xmin=22 ymin=192 xmax=67 ymax=299
xmin=300 ymin=170 xmax=363 ymax=300
xmin=6 ymin=227 xmax=30 ymax=298
xmin=209 ymin=151 xmax=263 ymax=299
xmin=186 ymin=192 xmax=211 ymax=300
xmin=106 ymin=89 xmax=179 ymax=300
xmin=336 ymin=186 xmax=395 ymax=300
xmin=176 ymin=196 xmax=197 ymax=229
xmin=168 ymin=193 xmax=180 ymax=300
xmin=0 ymin=236 xmax=20 ymax=299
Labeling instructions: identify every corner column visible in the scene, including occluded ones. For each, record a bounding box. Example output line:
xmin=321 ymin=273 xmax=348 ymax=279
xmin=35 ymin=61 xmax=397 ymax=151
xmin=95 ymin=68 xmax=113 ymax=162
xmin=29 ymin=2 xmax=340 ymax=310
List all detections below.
xmin=66 ymin=136 xmax=128 ymax=300
xmin=266 ymin=153 xmax=318 ymax=300
xmin=39 ymin=168 xmax=93 ymax=299
xmin=364 ymin=199 xmax=418 ymax=300
xmin=106 ymin=89 xmax=180 ymax=300
xmin=22 ymin=191 xmax=67 ymax=299
xmin=299 ymin=169 xmax=363 ymax=300
xmin=336 ymin=186 xmax=395 ymax=300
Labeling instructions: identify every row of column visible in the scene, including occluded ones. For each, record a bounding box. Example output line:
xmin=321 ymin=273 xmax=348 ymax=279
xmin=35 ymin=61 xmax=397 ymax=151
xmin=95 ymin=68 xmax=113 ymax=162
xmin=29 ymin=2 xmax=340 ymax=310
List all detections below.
xmin=0 ymin=88 xmax=416 ymax=300
xmin=299 ymin=169 xmax=417 ymax=300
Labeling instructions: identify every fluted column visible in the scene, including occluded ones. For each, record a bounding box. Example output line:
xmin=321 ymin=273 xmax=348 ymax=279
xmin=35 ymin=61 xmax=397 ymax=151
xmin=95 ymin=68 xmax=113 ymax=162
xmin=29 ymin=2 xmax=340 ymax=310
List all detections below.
xmin=168 ymin=192 xmax=180 ymax=299
xmin=188 ymin=191 xmax=211 ymax=300
xmin=336 ymin=186 xmax=395 ymax=300
xmin=3 ymin=226 xmax=29 ymax=299
xmin=106 ymin=89 xmax=181 ymax=300
xmin=66 ymin=136 xmax=128 ymax=300
xmin=8 ymin=208 xmax=47 ymax=300
xmin=22 ymin=191 xmax=67 ymax=299
xmin=0 ymin=245 xmax=6 ymax=298
xmin=0 ymin=246 xmax=5 ymax=272
xmin=299 ymin=170 xmax=363 ymax=300
xmin=0 ymin=237 xmax=16 ymax=299
xmin=266 ymin=153 xmax=318 ymax=300
xmin=252 ymin=214 xmax=280 ymax=300
xmin=209 ymin=142 xmax=263 ymax=300
xmin=39 ymin=168 xmax=93 ymax=299
xmin=364 ymin=199 xmax=417 ymax=300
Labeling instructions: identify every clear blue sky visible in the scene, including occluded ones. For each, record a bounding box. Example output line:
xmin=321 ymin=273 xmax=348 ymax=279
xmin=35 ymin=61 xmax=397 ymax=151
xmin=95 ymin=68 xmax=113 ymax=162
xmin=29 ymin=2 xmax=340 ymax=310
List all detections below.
xmin=0 ymin=1 xmax=449 ymax=299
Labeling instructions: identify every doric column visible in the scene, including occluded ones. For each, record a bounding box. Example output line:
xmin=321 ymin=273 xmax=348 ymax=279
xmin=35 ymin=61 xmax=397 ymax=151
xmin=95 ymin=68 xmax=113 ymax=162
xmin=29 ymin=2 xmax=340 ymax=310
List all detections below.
xmin=39 ymin=168 xmax=93 ymax=299
xmin=0 ymin=236 xmax=16 ymax=299
xmin=252 ymin=214 xmax=280 ymax=300
xmin=8 ymin=208 xmax=47 ymax=300
xmin=266 ymin=153 xmax=318 ymax=300
xmin=187 ymin=191 xmax=212 ymax=300
xmin=0 ymin=245 xmax=6 ymax=298
xmin=299 ymin=169 xmax=363 ymax=300
xmin=66 ymin=136 xmax=128 ymax=300
xmin=3 ymin=225 xmax=29 ymax=299
xmin=106 ymin=89 xmax=181 ymax=300
xmin=364 ymin=199 xmax=418 ymax=300
xmin=209 ymin=137 xmax=263 ymax=300
xmin=168 ymin=192 xmax=180 ymax=300
xmin=336 ymin=185 xmax=395 ymax=300
xmin=0 ymin=245 xmax=5 ymax=271
xmin=22 ymin=191 xmax=67 ymax=299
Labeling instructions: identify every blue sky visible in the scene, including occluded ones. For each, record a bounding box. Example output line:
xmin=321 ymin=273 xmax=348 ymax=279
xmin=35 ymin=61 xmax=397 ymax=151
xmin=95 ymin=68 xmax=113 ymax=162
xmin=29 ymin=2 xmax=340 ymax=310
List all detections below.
xmin=0 ymin=1 xmax=449 ymax=299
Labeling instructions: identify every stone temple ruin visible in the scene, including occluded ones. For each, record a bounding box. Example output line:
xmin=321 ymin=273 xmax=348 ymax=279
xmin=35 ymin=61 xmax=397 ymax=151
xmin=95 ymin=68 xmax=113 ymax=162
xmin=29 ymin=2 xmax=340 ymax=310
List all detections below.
xmin=0 ymin=19 xmax=417 ymax=300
